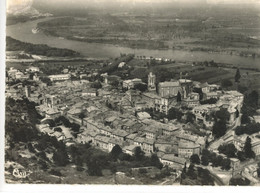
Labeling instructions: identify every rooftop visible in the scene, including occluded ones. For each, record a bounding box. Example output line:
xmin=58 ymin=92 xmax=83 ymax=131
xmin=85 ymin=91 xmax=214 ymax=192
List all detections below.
xmin=161 ymin=154 xmax=186 ymax=164
xmin=159 ymin=81 xmax=180 ymax=87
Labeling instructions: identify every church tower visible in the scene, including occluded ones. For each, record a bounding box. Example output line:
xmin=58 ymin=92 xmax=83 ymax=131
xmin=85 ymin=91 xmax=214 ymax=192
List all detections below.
xmin=148 ymin=72 xmax=156 ymax=91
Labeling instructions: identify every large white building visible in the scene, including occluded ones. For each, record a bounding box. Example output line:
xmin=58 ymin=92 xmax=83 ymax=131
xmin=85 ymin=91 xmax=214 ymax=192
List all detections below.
xmin=123 ymin=78 xmax=143 ymax=90
xmin=49 ymin=74 xmax=71 ymax=81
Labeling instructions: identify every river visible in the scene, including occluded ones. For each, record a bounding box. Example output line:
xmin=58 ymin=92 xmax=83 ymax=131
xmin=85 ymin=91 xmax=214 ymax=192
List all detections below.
xmin=6 ymin=17 xmax=260 ymax=66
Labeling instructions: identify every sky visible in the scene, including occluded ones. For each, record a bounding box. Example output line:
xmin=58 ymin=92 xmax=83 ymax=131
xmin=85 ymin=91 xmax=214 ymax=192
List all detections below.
xmin=6 ymin=0 xmax=260 ymax=12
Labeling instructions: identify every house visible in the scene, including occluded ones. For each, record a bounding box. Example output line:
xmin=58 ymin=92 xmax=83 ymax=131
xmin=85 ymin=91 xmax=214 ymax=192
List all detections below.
xmin=230 ymin=158 xmax=240 ymax=170
xmin=178 ymin=79 xmax=193 ymax=99
xmin=77 ymin=132 xmax=92 ymax=144
xmin=160 ymin=154 xmax=186 ymax=169
xmin=182 ymin=92 xmax=200 ymax=107
xmin=204 ymin=91 xmax=221 ymax=100
xmin=155 ymin=141 xmax=178 ymax=155
xmin=104 ymin=116 xmax=118 ymax=126
xmin=49 ymin=74 xmax=71 ymax=81
xmin=104 ymin=75 xmax=121 ymax=85
xmin=45 ymin=108 xmax=61 ymax=119
xmin=29 ymin=66 xmax=40 ymax=72
xmin=83 ymin=118 xmax=102 ymax=132
xmin=111 ymin=129 xmax=129 ymax=141
xmin=144 ymin=127 xmax=159 ymax=139
xmin=125 ymin=90 xmax=141 ymax=103
xmin=178 ymin=142 xmax=200 ymax=158
xmin=134 ymin=137 xmax=145 ymax=147
xmin=108 ymin=138 xmax=124 ymax=152
xmin=123 ymin=79 xmax=143 ymax=90
xmin=162 ymin=124 xmax=180 ymax=136
xmin=200 ymin=82 xmax=210 ymax=93
xmin=193 ymin=104 xmax=219 ymax=125
xmin=118 ymin=62 xmax=126 ymax=68
xmin=137 ymin=112 xmax=151 ymax=120
xmin=142 ymin=138 xmax=155 ymax=153
xmin=67 ymin=108 xmax=82 ymax=118
xmin=123 ymin=145 xmax=138 ymax=156
xmin=158 ymin=81 xmax=182 ymax=98
xmin=124 ymin=122 xmax=143 ymax=133
xmin=141 ymin=92 xmax=160 ymax=108
xmin=100 ymin=126 xmax=113 ymax=137
xmin=125 ymin=133 xmax=138 ymax=144
xmin=94 ymin=135 xmax=110 ymax=151
xmin=82 ymin=89 xmax=97 ymax=97
xmin=176 ymin=133 xmax=198 ymax=144
xmin=154 ymin=97 xmax=177 ymax=115
xmin=86 ymin=130 xmax=98 ymax=143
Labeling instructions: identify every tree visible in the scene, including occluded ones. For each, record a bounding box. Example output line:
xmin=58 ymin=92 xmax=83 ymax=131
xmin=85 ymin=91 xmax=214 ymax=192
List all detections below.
xmin=235 ymin=68 xmax=241 ymax=83
xmin=218 ymin=144 xmax=237 ymax=158
xmin=110 ymin=80 xmax=119 ymax=88
xmin=186 ymin=112 xmax=195 ymax=123
xmin=87 ymin=158 xmax=103 ymax=176
xmin=181 ymin=163 xmax=187 ymax=179
xmin=243 ymin=136 xmax=255 ymax=159
xmin=237 ymin=151 xmax=246 ymax=162
xmin=248 ymin=90 xmax=259 ymax=107
xmin=201 ymin=155 xmax=209 ymax=166
xmin=187 ymin=163 xmax=197 ymax=179
xmin=71 ymin=123 xmax=80 ymax=133
xmin=221 ymin=158 xmax=231 ymax=170
xmin=110 ymin=144 xmax=122 ymax=160
xmin=91 ymin=82 xmax=102 ymax=89
xmin=168 ymin=107 xmax=183 ymax=121
xmin=150 ymin=154 xmax=163 ymax=169
xmin=190 ymin=154 xmax=200 ymax=164
xmin=221 ymin=79 xmax=233 ymax=88
xmin=78 ymin=112 xmax=85 ymax=125
xmin=134 ymin=146 xmax=145 ymax=161
xmin=212 ymin=155 xmax=223 ymax=167
xmin=212 ymin=120 xmax=227 ymax=138
xmin=177 ymin=91 xmax=182 ymax=102
xmin=134 ymin=83 xmax=147 ymax=92
xmin=229 ymin=176 xmax=250 ymax=186
xmin=257 ymin=162 xmax=260 ymax=177
xmin=53 ymin=148 xmax=69 ymax=166
xmin=215 ymin=108 xmax=230 ymax=123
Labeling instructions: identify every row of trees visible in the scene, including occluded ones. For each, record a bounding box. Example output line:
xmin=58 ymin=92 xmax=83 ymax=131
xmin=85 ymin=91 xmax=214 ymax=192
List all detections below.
xmin=6 ymin=36 xmax=80 ymax=57
xmin=212 ymin=108 xmax=230 ymax=138
xmin=67 ymin=144 xmax=164 ymax=176
xmin=241 ymin=90 xmax=259 ymax=124
xmin=198 ymin=150 xmax=231 ymax=170
xmin=235 ymin=123 xmax=260 ymax=136
xmin=181 ymin=163 xmax=214 ymax=185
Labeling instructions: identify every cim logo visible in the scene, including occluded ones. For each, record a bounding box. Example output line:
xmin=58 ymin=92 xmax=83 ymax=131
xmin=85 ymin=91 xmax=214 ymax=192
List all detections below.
xmin=12 ymin=168 xmax=32 ymax=178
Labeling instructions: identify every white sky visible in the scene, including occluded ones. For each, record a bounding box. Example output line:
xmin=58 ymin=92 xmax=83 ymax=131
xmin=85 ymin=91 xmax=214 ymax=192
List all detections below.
xmin=6 ymin=0 xmax=260 ymax=9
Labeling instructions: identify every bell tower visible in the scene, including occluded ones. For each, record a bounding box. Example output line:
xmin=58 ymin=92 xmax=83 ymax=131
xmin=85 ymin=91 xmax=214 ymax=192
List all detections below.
xmin=148 ymin=72 xmax=156 ymax=91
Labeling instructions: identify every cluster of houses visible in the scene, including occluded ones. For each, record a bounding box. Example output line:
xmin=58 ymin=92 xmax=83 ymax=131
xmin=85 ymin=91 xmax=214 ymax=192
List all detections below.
xmin=7 ymin=64 xmax=259 ymax=173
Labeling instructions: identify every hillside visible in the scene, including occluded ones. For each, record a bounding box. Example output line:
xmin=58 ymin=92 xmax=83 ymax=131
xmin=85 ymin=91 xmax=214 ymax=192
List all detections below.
xmin=6 ymin=36 xmax=80 ymax=58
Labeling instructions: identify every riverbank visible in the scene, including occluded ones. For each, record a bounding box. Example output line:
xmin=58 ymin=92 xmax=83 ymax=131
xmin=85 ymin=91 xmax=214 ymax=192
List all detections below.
xmin=6 ymin=17 xmax=260 ymax=66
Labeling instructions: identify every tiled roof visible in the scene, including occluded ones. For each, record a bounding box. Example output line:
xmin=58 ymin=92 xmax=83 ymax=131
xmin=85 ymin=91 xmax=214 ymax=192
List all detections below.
xmin=162 ymin=154 xmax=186 ymax=164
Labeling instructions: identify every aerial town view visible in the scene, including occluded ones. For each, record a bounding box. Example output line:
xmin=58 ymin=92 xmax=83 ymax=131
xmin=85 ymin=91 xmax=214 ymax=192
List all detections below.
xmin=3 ymin=0 xmax=260 ymax=186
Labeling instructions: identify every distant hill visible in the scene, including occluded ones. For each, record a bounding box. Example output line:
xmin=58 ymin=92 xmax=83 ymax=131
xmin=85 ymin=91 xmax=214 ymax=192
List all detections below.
xmin=6 ymin=36 xmax=80 ymax=58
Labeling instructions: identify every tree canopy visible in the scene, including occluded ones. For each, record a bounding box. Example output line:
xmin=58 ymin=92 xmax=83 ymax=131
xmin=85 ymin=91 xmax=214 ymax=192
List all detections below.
xmin=243 ymin=136 xmax=255 ymax=159
xmin=190 ymin=154 xmax=200 ymax=164
xmin=235 ymin=68 xmax=241 ymax=83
